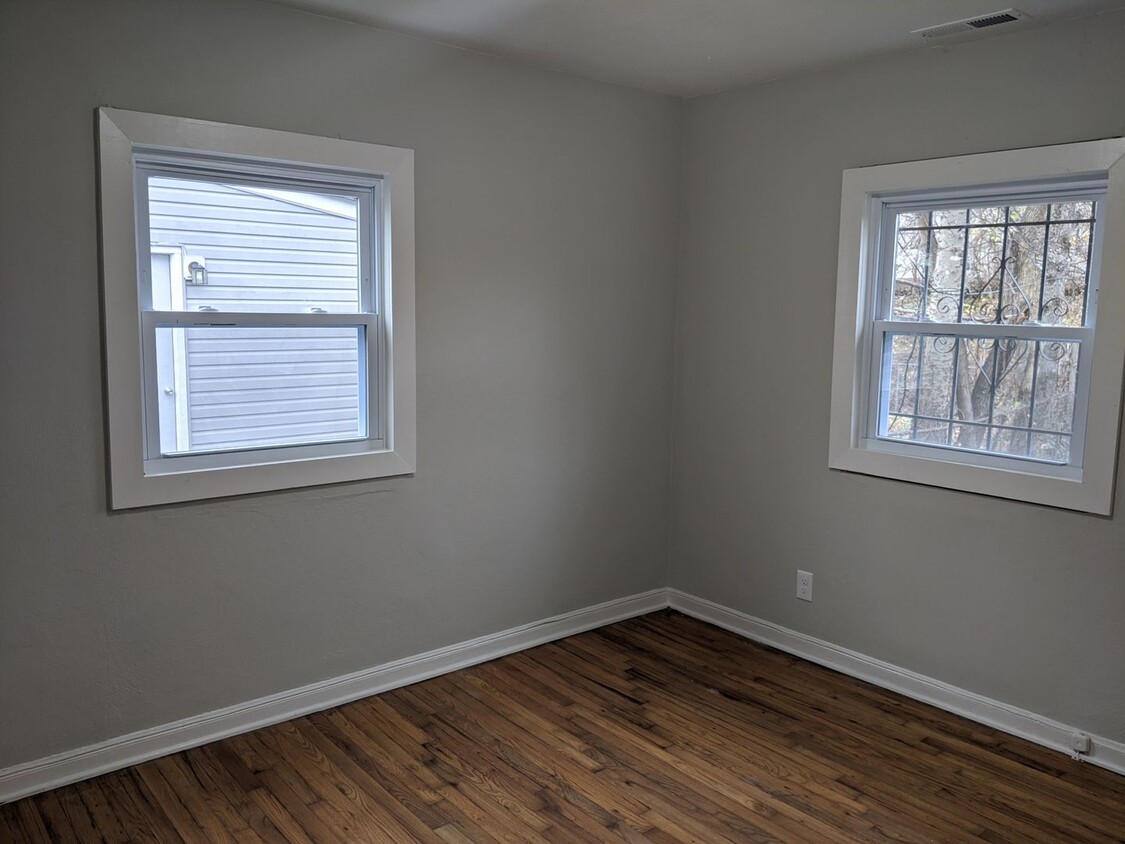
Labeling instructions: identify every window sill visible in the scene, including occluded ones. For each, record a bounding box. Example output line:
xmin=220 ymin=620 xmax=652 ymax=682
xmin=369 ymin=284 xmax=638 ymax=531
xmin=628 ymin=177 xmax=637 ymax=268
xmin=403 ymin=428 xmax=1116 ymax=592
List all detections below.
xmin=829 ymin=439 xmax=1104 ymax=514
xmin=115 ymin=447 xmax=414 ymax=509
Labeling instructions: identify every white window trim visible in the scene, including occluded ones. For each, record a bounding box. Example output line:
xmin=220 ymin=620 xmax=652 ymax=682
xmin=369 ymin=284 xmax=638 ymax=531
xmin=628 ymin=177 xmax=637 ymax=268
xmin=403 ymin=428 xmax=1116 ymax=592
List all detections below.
xmin=829 ymin=139 xmax=1125 ymax=515
xmin=97 ymin=108 xmax=416 ymax=509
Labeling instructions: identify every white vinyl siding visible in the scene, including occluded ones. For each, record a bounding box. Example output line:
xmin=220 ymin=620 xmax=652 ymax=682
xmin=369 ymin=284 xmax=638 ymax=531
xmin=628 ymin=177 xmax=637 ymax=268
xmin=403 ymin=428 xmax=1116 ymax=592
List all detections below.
xmin=182 ymin=327 xmax=361 ymax=449
xmin=148 ymin=178 xmax=362 ymax=452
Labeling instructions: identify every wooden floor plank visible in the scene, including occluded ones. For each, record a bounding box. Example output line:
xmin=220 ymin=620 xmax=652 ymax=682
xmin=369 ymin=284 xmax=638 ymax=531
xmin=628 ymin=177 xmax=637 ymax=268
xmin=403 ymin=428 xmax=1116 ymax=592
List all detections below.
xmin=3 ymin=610 xmax=1124 ymax=843
xmin=263 ymin=721 xmax=416 ymax=844
xmin=86 ymin=770 xmax=172 ymax=844
xmin=130 ymin=764 xmax=212 ymax=843
xmin=71 ymin=777 xmax=138 ymax=844
xmin=154 ymin=754 xmax=246 ymax=842
xmin=0 ymin=806 xmax=28 ymax=843
xmin=12 ymin=801 xmax=53 ymax=843
xmin=33 ymin=791 xmax=81 ymax=844
xmin=296 ymin=718 xmax=445 ymax=843
xmin=181 ymin=746 xmax=286 ymax=844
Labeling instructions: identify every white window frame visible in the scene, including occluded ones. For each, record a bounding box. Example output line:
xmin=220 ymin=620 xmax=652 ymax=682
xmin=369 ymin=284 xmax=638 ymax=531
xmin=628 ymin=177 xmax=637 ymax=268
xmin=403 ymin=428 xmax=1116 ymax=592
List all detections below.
xmin=148 ymin=245 xmax=190 ymax=454
xmin=137 ymin=160 xmax=383 ymax=462
xmin=97 ymin=108 xmax=416 ymax=509
xmin=829 ymin=139 xmax=1125 ymax=515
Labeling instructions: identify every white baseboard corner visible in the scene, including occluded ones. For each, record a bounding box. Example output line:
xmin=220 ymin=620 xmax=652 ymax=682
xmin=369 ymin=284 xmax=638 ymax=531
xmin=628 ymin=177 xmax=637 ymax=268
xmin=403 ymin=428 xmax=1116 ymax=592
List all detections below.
xmin=0 ymin=588 xmax=668 ymax=804
xmin=3 ymin=586 xmax=1121 ymax=804
xmin=667 ymin=589 xmax=1125 ymax=778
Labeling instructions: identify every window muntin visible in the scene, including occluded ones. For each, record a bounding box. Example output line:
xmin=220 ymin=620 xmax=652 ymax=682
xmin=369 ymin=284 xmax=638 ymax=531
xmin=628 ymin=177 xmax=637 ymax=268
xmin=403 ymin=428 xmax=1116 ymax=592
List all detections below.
xmin=135 ymin=161 xmax=383 ymax=462
xmin=867 ymin=188 xmax=1103 ymax=472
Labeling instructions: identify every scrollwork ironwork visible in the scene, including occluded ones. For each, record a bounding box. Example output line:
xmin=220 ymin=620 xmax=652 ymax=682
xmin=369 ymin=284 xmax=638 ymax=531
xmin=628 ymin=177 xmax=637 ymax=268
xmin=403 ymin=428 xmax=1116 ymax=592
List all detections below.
xmin=1039 ymin=341 xmax=1068 ymax=362
xmin=1039 ymin=297 xmax=1069 ymax=325
xmin=964 ymin=256 xmax=1036 ymax=326
xmin=931 ymin=295 xmax=959 ymax=321
xmin=931 ymin=336 xmax=957 ymax=355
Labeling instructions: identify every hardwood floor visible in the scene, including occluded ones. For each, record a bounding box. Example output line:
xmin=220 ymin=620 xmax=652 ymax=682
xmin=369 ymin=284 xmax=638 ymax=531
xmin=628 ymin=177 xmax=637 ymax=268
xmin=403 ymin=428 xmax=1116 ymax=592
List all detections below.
xmin=3 ymin=611 xmax=1124 ymax=842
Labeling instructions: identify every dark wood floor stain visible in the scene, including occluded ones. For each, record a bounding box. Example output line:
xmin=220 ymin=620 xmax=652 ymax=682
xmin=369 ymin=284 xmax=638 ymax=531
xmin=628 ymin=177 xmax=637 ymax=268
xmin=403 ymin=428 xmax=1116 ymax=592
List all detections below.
xmin=4 ymin=611 xmax=1124 ymax=842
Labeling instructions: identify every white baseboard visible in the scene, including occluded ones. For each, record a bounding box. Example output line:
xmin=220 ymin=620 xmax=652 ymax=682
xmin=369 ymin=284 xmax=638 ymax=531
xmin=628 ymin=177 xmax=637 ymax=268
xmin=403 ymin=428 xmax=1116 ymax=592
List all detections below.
xmin=668 ymin=589 xmax=1125 ymax=778
xmin=5 ymin=586 xmax=1121 ymax=804
xmin=0 ymin=588 xmax=668 ymax=805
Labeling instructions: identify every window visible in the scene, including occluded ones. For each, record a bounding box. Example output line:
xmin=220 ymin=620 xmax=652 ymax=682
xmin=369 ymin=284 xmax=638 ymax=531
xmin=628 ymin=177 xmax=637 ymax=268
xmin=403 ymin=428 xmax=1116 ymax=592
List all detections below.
xmin=98 ymin=109 xmax=416 ymax=508
xmin=829 ymin=140 xmax=1125 ymax=514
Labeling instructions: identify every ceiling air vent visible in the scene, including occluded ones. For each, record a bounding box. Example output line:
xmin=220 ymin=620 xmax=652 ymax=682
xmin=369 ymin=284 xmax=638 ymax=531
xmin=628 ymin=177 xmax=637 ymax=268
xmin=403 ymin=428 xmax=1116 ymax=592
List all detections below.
xmin=912 ymin=9 xmax=1029 ymax=39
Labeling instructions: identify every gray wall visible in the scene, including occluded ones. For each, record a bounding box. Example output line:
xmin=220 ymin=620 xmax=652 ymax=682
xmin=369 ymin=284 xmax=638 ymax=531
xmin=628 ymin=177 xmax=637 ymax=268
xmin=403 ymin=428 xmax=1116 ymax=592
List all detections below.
xmin=3 ymin=0 xmax=1124 ymax=775
xmin=672 ymin=13 xmax=1125 ymax=741
xmin=0 ymin=0 xmax=678 ymax=768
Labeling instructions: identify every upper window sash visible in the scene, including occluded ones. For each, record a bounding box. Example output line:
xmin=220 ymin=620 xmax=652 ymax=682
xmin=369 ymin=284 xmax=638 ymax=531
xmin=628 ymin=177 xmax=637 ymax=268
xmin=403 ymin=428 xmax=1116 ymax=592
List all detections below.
xmin=134 ymin=160 xmax=382 ymax=316
xmin=870 ymin=184 xmax=1106 ymax=327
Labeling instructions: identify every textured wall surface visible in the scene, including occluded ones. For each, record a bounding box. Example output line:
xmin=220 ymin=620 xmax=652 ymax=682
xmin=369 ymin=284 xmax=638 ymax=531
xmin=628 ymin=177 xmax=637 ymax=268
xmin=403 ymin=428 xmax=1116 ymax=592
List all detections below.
xmin=672 ymin=12 xmax=1125 ymax=741
xmin=0 ymin=0 xmax=679 ymax=767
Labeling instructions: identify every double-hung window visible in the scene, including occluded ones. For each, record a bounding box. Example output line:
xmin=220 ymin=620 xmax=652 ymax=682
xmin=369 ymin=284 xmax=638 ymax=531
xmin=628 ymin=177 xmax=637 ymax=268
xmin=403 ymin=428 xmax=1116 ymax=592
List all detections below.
xmin=830 ymin=140 xmax=1125 ymax=514
xmin=98 ymin=109 xmax=416 ymax=509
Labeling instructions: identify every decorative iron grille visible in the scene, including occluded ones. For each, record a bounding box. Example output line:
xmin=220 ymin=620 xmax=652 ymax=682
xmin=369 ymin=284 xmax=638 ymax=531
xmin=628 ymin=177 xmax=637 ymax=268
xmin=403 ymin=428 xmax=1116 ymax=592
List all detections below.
xmin=876 ymin=199 xmax=1097 ymax=463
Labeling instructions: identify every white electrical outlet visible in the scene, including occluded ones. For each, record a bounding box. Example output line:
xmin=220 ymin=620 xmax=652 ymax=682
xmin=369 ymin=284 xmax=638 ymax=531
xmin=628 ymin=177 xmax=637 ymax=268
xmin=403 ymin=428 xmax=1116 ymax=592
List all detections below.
xmin=797 ymin=570 xmax=813 ymax=602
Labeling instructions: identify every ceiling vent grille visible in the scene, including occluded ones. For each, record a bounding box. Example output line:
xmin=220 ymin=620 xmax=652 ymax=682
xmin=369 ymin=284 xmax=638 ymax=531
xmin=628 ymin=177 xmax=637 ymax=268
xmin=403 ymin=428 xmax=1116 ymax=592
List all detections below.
xmin=913 ymin=9 xmax=1029 ymax=39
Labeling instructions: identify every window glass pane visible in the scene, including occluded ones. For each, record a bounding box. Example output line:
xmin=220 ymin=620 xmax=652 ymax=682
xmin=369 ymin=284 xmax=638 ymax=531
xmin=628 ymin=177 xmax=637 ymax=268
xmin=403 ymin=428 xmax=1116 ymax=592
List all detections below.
xmin=884 ymin=414 xmax=914 ymax=440
xmin=1050 ymin=201 xmax=1093 ymax=221
xmin=890 ymin=200 xmax=1096 ymax=328
xmin=1031 ymin=341 xmax=1079 ymax=435
xmin=897 ymin=210 xmax=930 ymax=229
xmin=927 ymin=227 xmax=968 ymax=321
xmin=883 ymin=335 xmax=920 ymax=417
xmin=148 ymin=175 xmax=362 ymax=314
xmin=891 ymin=228 xmax=928 ymax=320
xmin=1009 ymin=203 xmax=1048 ymax=223
xmin=879 ymin=333 xmax=1078 ymax=464
xmin=1042 ymin=222 xmax=1092 ymax=326
xmin=962 ymin=224 xmax=1003 ymax=323
xmin=154 ymin=325 xmax=364 ymax=455
xmin=932 ymin=208 xmax=967 ymax=226
xmin=1030 ymin=433 xmax=1072 ymax=463
xmin=1000 ymin=222 xmax=1045 ymax=324
xmin=968 ymin=205 xmax=1005 ymax=225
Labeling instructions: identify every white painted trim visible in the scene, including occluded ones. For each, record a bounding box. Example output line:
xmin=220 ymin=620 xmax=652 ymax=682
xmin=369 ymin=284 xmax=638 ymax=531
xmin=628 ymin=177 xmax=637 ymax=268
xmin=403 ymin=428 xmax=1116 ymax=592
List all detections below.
xmin=668 ymin=589 xmax=1125 ymax=777
xmin=0 ymin=589 xmax=667 ymax=804
xmin=5 ymin=587 xmax=1121 ymax=804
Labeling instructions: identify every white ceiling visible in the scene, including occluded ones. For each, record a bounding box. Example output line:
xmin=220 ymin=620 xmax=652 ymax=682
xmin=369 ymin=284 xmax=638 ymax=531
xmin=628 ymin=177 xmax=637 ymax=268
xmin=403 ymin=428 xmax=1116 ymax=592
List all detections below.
xmin=262 ymin=0 xmax=1125 ymax=96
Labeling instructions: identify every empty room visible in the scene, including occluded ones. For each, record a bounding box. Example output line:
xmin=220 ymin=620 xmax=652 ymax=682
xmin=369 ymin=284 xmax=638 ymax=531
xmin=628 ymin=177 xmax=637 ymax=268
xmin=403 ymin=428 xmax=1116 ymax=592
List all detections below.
xmin=2 ymin=0 xmax=1125 ymax=840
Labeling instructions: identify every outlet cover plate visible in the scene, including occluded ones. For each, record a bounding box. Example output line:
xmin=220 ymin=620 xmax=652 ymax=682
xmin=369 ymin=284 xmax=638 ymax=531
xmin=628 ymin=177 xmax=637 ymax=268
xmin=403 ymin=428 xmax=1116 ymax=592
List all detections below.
xmin=797 ymin=570 xmax=813 ymax=602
